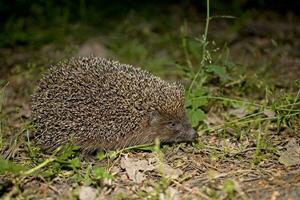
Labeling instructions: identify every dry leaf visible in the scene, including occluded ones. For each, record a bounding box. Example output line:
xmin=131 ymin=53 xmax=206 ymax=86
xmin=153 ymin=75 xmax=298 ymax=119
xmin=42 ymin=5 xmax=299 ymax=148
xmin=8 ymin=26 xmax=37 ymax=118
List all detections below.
xmin=220 ymin=139 xmax=239 ymax=154
xmin=279 ymin=139 xmax=300 ymax=167
xmin=204 ymin=112 xmax=224 ymax=126
xmin=166 ymin=187 xmax=180 ymax=200
xmin=78 ymin=186 xmax=98 ymax=200
xmin=160 ymin=163 xmax=183 ymax=180
xmin=120 ymin=156 xmax=155 ymax=183
xmin=228 ymin=107 xmax=247 ymax=118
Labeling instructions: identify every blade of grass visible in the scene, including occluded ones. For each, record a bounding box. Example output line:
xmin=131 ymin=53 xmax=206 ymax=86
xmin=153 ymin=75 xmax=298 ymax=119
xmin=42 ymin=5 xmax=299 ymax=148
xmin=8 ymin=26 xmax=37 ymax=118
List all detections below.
xmin=188 ymin=0 xmax=210 ymax=93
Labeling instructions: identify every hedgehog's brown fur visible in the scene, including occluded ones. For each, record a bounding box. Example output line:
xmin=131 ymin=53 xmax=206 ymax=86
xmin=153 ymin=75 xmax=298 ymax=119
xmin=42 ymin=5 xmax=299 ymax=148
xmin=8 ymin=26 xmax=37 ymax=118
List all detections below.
xmin=31 ymin=57 xmax=197 ymax=152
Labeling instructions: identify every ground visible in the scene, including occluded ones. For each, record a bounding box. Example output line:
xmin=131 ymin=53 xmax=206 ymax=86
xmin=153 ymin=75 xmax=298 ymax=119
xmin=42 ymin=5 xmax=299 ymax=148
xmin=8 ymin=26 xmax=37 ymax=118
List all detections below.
xmin=0 ymin=5 xmax=300 ymax=200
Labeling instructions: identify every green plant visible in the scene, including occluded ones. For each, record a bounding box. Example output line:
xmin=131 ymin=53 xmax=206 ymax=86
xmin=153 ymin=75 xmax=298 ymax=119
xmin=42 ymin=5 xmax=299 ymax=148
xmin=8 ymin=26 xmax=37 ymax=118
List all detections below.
xmin=0 ymin=85 xmax=5 ymax=149
xmin=182 ymin=0 xmax=236 ymax=128
xmin=97 ymin=143 xmax=155 ymax=162
xmin=93 ymin=167 xmax=113 ymax=180
xmin=138 ymin=139 xmax=171 ymax=200
xmin=0 ymin=158 xmax=25 ymax=174
xmin=222 ymin=179 xmax=235 ymax=199
xmin=185 ymin=88 xmax=207 ymax=128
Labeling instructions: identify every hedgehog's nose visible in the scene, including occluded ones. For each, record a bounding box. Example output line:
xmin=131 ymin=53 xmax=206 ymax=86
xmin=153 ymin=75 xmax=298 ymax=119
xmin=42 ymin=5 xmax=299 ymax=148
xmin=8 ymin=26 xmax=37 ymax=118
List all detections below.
xmin=187 ymin=128 xmax=198 ymax=141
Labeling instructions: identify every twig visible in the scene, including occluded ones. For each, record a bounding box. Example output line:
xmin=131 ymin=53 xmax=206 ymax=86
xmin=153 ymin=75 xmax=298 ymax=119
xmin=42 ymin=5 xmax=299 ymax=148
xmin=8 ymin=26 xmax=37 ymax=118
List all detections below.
xmin=172 ymin=179 xmax=210 ymax=200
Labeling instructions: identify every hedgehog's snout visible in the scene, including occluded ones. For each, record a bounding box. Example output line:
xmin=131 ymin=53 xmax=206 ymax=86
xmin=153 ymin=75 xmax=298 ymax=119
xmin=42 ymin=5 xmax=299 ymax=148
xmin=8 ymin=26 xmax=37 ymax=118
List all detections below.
xmin=170 ymin=121 xmax=198 ymax=142
xmin=185 ymin=127 xmax=198 ymax=141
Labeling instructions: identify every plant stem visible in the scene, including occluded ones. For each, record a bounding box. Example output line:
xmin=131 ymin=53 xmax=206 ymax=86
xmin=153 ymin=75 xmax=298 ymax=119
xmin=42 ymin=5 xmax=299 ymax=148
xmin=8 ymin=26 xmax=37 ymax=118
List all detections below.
xmin=182 ymin=20 xmax=193 ymax=69
xmin=202 ymin=0 xmax=210 ymax=66
xmin=23 ymin=157 xmax=56 ymax=175
xmin=22 ymin=146 xmax=62 ymax=175
xmin=188 ymin=0 xmax=210 ymax=93
xmin=202 ymin=112 xmax=299 ymax=133
xmin=190 ymin=95 xmax=300 ymax=112
xmin=0 ymin=83 xmax=8 ymax=149
xmin=287 ymin=89 xmax=300 ymax=116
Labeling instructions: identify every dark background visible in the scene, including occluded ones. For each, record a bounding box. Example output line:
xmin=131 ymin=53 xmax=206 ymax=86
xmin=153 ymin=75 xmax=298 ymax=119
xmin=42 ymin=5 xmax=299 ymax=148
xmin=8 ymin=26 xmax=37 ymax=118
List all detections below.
xmin=1 ymin=0 xmax=300 ymax=47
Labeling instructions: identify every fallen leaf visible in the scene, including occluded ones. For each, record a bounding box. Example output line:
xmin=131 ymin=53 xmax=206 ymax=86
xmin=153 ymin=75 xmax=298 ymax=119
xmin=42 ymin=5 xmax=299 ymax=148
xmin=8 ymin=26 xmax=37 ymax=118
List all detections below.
xmin=160 ymin=163 xmax=183 ymax=180
xmin=166 ymin=187 xmax=180 ymax=200
xmin=204 ymin=112 xmax=224 ymax=126
xmin=120 ymin=156 xmax=155 ymax=183
xmin=78 ymin=186 xmax=97 ymax=200
xmin=279 ymin=139 xmax=300 ymax=167
xmin=228 ymin=107 xmax=247 ymax=118
xmin=220 ymin=139 xmax=239 ymax=154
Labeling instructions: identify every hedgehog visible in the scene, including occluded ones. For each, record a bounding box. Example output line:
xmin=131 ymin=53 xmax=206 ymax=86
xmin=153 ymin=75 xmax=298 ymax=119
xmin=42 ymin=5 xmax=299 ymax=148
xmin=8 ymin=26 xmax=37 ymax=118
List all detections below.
xmin=31 ymin=57 xmax=198 ymax=153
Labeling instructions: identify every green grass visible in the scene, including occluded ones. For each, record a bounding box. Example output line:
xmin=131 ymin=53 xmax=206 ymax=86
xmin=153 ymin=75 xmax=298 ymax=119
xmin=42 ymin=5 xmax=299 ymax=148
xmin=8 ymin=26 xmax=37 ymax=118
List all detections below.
xmin=0 ymin=87 xmax=3 ymax=149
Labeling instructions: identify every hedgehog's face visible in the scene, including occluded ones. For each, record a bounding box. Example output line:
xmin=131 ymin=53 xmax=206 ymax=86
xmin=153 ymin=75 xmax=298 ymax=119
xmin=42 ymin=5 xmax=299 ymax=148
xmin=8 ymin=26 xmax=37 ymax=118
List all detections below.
xmin=148 ymin=112 xmax=198 ymax=143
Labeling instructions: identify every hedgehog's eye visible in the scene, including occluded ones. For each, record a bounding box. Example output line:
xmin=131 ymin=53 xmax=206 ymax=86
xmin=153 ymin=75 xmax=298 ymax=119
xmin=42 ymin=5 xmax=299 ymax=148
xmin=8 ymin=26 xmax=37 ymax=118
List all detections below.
xmin=167 ymin=121 xmax=177 ymax=129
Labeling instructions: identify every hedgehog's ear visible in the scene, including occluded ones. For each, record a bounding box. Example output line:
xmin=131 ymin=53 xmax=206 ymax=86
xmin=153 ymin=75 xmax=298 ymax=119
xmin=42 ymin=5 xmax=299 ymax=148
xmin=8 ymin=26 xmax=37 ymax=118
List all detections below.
xmin=149 ymin=111 xmax=161 ymax=126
